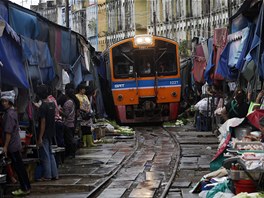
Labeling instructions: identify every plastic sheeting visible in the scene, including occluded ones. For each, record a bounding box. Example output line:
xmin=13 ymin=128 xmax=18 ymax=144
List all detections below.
xmin=216 ymin=27 xmax=251 ymax=80
xmin=48 ymin=25 xmax=56 ymax=58
xmin=0 ymin=1 xmax=8 ymax=22
xmin=213 ymin=28 xmax=228 ymax=81
xmin=54 ymin=28 xmax=62 ymax=63
xmin=72 ymin=55 xmax=83 ymax=87
xmin=192 ymin=45 xmax=206 ymax=84
xmin=70 ymin=33 xmax=78 ymax=66
xmin=8 ymin=4 xmax=39 ymax=39
xmin=37 ymin=19 xmax=49 ymax=42
xmin=0 ymin=0 xmax=94 ymax=91
xmin=204 ymin=38 xmax=214 ymax=85
xmin=180 ymin=59 xmax=192 ymax=100
xmin=230 ymin=0 xmax=261 ymax=33
xmin=248 ymin=2 xmax=264 ymax=78
xmin=61 ymin=29 xmax=70 ymax=65
xmin=235 ymin=23 xmax=255 ymax=71
xmin=21 ymin=36 xmax=55 ymax=83
xmin=0 ymin=18 xmax=29 ymax=88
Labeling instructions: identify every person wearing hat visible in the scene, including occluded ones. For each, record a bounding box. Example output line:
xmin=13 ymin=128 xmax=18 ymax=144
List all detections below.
xmin=1 ymin=90 xmax=31 ymax=196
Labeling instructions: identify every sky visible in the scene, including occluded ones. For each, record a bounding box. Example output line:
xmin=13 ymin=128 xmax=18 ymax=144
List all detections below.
xmin=11 ymin=0 xmax=39 ymax=9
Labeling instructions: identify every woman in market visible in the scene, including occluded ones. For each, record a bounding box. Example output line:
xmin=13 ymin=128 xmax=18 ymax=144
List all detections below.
xmin=1 ymin=90 xmax=31 ymax=196
xmin=75 ymin=83 xmax=95 ymax=147
xmin=61 ymin=87 xmax=79 ymax=158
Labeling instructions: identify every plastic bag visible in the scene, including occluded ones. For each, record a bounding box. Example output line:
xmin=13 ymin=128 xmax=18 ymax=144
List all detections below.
xmin=247 ymin=109 xmax=264 ymax=129
xmin=206 ymin=180 xmax=232 ymax=198
xmin=214 ymin=192 xmax=234 ymax=198
xmin=80 ymin=110 xmax=94 ymax=120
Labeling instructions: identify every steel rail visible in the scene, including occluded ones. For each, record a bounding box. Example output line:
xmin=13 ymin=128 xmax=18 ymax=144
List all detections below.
xmin=86 ymin=133 xmax=139 ymax=198
xmin=160 ymin=127 xmax=181 ymax=198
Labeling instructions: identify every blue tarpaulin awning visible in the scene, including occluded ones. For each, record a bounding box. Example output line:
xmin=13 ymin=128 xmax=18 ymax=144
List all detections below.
xmin=248 ymin=2 xmax=264 ymax=78
xmin=0 ymin=17 xmax=29 ymax=88
xmin=21 ymin=36 xmax=55 ymax=83
xmin=8 ymin=3 xmax=39 ymax=39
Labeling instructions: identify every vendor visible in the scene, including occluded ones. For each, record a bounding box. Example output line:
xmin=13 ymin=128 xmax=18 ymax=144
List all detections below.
xmin=220 ymin=89 xmax=249 ymax=121
xmin=1 ymin=90 xmax=31 ymax=196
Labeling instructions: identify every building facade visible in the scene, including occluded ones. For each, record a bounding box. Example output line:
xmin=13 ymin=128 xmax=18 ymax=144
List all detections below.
xmin=31 ymin=0 xmax=245 ymax=52
xmin=97 ymin=0 xmax=244 ymax=51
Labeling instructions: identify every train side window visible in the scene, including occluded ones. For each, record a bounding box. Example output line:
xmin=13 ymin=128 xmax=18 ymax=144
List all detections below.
xmin=114 ymin=60 xmax=134 ymax=78
xmin=112 ymin=42 xmax=134 ymax=78
xmin=158 ymin=55 xmax=176 ymax=73
xmin=116 ymin=64 xmax=126 ymax=75
xmin=155 ymin=40 xmax=178 ymax=76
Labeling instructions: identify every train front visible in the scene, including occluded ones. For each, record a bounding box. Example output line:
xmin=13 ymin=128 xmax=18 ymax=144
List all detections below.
xmin=109 ymin=35 xmax=181 ymax=124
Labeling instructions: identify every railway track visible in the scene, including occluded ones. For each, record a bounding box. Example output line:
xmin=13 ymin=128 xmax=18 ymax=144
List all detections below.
xmin=87 ymin=126 xmax=181 ymax=198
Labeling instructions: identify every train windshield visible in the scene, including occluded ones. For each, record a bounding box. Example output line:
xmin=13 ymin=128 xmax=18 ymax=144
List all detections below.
xmin=112 ymin=39 xmax=178 ymax=78
xmin=154 ymin=40 xmax=177 ymax=76
xmin=134 ymin=40 xmax=177 ymax=76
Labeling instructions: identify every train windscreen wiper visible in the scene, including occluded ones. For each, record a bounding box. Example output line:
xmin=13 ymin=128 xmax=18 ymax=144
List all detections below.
xmin=121 ymin=52 xmax=134 ymax=64
xmin=155 ymin=50 xmax=167 ymax=64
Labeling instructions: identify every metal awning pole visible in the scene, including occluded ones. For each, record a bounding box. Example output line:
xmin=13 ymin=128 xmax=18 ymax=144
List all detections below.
xmin=24 ymin=61 xmax=39 ymax=159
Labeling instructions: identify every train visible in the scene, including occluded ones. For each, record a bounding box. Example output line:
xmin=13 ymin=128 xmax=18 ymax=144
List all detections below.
xmin=99 ymin=34 xmax=181 ymax=124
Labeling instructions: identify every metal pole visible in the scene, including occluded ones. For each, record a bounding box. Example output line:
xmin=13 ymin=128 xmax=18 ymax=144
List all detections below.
xmin=228 ymin=0 xmax=232 ymax=19
xmin=153 ymin=1 xmax=156 ymax=36
xmin=65 ymin=0 xmax=69 ymax=28
xmin=208 ymin=0 xmax=210 ymax=38
xmin=154 ymin=11 xmax=157 ymax=36
xmin=96 ymin=0 xmax=98 ymax=51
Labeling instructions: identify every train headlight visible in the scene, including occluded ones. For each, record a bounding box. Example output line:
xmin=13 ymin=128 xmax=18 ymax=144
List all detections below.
xmin=118 ymin=94 xmax=123 ymax=101
xmin=171 ymin=92 xmax=177 ymax=97
xmin=134 ymin=35 xmax=153 ymax=47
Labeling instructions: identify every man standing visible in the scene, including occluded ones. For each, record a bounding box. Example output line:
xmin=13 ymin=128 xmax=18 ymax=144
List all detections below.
xmin=36 ymin=84 xmax=58 ymax=181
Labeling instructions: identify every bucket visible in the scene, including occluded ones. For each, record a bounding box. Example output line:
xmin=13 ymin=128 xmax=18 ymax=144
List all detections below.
xmin=235 ymin=180 xmax=257 ymax=194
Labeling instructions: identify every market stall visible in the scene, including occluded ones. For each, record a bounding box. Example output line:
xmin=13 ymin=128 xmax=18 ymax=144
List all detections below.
xmin=191 ymin=115 xmax=264 ymax=197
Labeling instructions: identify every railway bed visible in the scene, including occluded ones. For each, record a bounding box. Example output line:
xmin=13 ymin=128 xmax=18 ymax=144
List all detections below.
xmin=3 ymin=125 xmax=218 ymax=198
xmin=88 ymin=126 xmax=181 ymax=198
